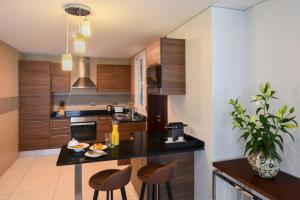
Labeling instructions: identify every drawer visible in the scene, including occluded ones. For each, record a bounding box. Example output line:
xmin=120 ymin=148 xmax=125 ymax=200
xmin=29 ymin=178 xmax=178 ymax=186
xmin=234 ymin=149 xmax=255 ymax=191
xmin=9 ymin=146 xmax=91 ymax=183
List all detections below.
xmin=50 ymin=135 xmax=70 ymax=148
xmin=50 ymin=128 xmax=71 ymax=137
xmin=50 ymin=119 xmax=70 ymax=128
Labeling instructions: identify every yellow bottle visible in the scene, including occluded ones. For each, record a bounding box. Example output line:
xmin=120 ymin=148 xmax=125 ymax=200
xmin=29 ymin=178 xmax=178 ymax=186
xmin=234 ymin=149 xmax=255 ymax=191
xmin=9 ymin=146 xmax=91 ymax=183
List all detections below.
xmin=111 ymin=120 xmax=119 ymax=146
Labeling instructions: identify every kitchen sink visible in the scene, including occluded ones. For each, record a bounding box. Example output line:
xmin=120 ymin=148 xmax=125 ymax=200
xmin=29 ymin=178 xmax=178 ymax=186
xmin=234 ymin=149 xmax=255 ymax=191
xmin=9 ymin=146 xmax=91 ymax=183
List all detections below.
xmin=113 ymin=113 xmax=143 ymax=122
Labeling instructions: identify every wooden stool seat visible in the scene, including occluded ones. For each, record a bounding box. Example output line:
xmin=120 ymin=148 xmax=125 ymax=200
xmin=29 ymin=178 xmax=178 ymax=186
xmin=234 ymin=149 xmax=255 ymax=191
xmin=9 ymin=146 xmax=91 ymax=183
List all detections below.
xmin=138 ymin=162 xmax=176 ymax=200
xmin=89 ymin=166 xmax=132 ymax=200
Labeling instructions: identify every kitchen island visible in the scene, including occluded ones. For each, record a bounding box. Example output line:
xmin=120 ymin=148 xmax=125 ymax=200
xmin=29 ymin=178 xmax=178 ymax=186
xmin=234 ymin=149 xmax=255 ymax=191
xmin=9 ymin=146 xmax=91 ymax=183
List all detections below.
xmin=56 ymin=131 xmax=205 ymax=200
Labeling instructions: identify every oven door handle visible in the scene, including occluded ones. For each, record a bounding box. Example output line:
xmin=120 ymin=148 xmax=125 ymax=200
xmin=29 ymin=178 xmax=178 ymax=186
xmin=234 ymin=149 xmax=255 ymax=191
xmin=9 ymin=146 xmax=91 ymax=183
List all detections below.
xmin=71 ymin=122 xmax=96 ymax=126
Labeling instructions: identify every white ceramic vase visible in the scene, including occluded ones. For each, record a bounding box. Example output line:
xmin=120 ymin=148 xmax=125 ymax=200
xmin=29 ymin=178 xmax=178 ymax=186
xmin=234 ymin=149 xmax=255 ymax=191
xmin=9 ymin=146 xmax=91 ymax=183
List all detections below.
xmin=247 ymin=152 xmax=280 ymax=179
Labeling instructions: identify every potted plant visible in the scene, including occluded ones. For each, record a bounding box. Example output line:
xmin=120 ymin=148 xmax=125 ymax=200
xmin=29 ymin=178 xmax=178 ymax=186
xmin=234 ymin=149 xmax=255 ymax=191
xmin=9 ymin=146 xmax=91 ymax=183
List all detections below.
xmin=229 ymin=82 xmax=297 ymax=178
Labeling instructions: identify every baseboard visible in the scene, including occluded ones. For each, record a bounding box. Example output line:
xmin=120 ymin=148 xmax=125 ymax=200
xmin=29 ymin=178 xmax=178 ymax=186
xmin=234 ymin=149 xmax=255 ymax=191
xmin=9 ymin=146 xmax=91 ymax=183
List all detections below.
xmin=19 ymin=148 xmax=60 ymax=157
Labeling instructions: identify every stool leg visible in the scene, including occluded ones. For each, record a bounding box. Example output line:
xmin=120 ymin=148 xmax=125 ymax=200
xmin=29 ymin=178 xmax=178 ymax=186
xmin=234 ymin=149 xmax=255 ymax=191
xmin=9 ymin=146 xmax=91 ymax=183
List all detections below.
xmin=93 ymin=190 xmax=99 ymax=200
xmin=111 ymin=190 xmax=114 ymax=200
xmin=120 ymin=187 xmax=127 ymax=200
xmin=152 ymin=184 xmax=156 ymax=200
xmin=166 ymin=182 xmax=173 ymax=200
xmin=157 ymin=184 xmax=160 ymax=200
xmin=106 ymin=191 xmax=109 ymax=200
xmin=139 ymin=182 xmax=146 ymax=200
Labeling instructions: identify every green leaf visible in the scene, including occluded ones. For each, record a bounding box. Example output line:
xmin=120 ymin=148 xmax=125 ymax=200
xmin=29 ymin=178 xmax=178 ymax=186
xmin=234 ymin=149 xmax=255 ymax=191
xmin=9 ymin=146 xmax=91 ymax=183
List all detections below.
xmin=281 ymin=105 xmax=288 ymax=115
xmin=275 ymin=140 xmax=284 ymax=152
xmin=259 ymin=84 xmax=265 ymax=93
xmin=266 ymin=88 xmax=272 ymax=97
xmin=285 ymin=123 xmax=297 ymax=129
xmin=250 ymin=115 xmax=256 ymax=123
xmin=229 ymin=99 xmax=235 ymax=105
xmin=290 ymin=107 xmax=295 ymax=113
xmin=256 ymin=107 xmax=263 ymax=115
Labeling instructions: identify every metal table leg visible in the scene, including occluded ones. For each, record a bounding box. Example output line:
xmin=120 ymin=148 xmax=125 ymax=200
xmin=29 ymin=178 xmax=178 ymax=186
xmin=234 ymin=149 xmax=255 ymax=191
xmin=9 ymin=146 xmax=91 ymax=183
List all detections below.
xmin=75 ymin=164 xmax=82 ymax=200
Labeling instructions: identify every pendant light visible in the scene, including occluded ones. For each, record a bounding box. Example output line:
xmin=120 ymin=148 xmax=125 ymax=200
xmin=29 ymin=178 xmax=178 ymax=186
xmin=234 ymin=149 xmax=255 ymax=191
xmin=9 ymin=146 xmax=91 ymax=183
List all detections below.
xmin=74 ymin=32 xmax=86 ymax=54
xmin=81 ymin=17 xmax=91 ymax=37
xmin=62 ymin=15 xmax=73 ymax=71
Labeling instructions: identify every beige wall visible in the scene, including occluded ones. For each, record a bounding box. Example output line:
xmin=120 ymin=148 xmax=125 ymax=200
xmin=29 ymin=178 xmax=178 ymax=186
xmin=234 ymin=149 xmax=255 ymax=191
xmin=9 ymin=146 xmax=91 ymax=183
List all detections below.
xmin=167 ymin=9 xmax=213 ymax=200
xmin=0 ymin=41 xmax=20 ymax=176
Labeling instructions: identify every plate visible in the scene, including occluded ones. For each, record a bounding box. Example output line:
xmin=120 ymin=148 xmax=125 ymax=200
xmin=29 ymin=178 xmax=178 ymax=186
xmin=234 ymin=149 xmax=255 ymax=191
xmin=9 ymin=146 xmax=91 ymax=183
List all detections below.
xmin=67 ymin=143 xmax=89 ymax=152
xmin=84 ymin=150 xmax=107 ymax=158
xmin=89 ymin=144 xmax=108 ymax=152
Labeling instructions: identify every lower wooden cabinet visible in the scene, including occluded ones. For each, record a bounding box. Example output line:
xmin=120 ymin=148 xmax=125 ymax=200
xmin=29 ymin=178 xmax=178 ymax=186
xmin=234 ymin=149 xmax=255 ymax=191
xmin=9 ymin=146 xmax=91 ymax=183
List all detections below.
xmin=50 ymin=119 xmax=71 ymax=148
xmin=20 ymin=116 xmax=50 ymax=151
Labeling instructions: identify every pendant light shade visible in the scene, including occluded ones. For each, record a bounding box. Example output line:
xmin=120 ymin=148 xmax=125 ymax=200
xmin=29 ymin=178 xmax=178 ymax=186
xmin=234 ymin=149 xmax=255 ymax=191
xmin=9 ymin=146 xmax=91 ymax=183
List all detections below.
xmin=81 ymin=18 xmax=91 ymax=37
xmin=74 ymin=33 xmax=86 ymax=54
xmin=62 ymin=53 xmax=73 ymax=71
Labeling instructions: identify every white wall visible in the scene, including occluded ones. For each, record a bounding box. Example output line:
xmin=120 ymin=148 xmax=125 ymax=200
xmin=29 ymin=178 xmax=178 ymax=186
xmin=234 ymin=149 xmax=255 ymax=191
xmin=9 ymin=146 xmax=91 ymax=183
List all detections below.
xmin=211 ymin=7 xmax=246 ymax=161
xmin=167 ymin=8 xmax=213 ymax=200
xmin=245 ymin=0 xmax=300 ymax=178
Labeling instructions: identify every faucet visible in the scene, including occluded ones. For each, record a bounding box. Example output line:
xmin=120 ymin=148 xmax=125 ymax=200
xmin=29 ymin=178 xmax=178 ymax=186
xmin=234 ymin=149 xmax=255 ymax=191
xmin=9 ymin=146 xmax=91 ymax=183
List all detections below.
xmin=128 ymin=102 xmax=135 ymax=118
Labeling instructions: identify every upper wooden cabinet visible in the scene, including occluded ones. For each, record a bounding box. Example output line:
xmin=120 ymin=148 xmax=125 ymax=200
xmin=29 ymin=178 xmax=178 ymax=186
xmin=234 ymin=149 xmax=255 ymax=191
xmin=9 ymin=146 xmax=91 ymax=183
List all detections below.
xmin=145 ymin=39 xmax=161 ymax=66
xmin=51 ymin=63 xmax=70 ymax=93
xmin=97 ymin=64 xmax=131 ymax=92
xmin=97 ymin=65 xmax=114 ymax=92
xmin=19 ymin=60 xmax=51 ymax=96
xmin=146 ymin=38 xmax=186 ymax=95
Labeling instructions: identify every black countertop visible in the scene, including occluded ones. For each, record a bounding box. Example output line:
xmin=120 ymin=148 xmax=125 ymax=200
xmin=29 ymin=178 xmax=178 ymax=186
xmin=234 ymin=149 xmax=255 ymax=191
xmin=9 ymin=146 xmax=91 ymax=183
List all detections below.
xmin=56 ymin=132 xmax=205 ymax=166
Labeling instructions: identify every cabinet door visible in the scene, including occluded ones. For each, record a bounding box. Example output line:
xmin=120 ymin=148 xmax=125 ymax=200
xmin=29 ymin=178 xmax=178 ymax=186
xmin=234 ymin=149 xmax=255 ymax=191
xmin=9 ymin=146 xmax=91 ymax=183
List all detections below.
xmin=20 ymin=116 xmax=49 ymax=150
xmin=97 ymin=65 xmax=114 ymax=92
xmin=19 ymin=61 xmax=51 ymax=96
xmin=19 ymin=96 xmax=50 ymax=117
xmin=146 ymin=39 xmax=161 ymax=67
xmin=119 ymin=121 xmax=146 ymax=140
xmin=114 ymin=65 xmax=131 ymax=92
xmin=51 ymin=63 xmax=70 ymax=93
xmin=97 ymin=117 xmax=112 ymax=142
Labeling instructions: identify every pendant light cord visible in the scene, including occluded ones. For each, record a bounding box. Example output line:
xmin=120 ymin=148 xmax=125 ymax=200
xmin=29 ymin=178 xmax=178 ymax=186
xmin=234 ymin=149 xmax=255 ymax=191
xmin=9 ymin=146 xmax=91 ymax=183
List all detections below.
xmin=66 ymin=14 xmax=69 ymax=54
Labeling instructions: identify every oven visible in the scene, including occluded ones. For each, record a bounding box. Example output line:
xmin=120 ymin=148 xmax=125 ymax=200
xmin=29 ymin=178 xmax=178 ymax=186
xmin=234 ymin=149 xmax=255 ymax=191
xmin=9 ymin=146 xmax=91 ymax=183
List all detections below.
xmin=71 ymin=116 xmax=97 ymax=142
xmin=147 ymin=65 xmax=162 ymax=94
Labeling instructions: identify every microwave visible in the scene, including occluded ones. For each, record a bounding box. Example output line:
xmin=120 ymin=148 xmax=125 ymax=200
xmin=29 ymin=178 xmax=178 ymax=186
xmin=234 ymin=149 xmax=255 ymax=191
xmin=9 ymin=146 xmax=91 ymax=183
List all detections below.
xmin=147 ymin=65 xmax=162 ymax=94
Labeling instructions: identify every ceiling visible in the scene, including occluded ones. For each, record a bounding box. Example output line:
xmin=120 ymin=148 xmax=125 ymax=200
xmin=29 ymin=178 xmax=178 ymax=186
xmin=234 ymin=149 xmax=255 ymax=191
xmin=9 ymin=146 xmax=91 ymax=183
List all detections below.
xmin=0 ymin=0 xmax=263 ymax=58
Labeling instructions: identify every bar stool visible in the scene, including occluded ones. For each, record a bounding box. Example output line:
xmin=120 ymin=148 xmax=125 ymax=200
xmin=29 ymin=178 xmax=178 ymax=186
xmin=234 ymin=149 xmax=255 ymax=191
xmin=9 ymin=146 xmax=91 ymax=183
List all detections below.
xmin=89 ymin=165 xmax=132 ymax=200
xmin=138 ymin=161 xmax=177 ymax=200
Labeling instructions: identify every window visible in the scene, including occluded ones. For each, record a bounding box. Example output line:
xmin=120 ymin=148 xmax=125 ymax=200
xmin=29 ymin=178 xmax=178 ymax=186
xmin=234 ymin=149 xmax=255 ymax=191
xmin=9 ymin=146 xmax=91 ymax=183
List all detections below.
xmin=134 ymin=51 xmax=146 ymax=112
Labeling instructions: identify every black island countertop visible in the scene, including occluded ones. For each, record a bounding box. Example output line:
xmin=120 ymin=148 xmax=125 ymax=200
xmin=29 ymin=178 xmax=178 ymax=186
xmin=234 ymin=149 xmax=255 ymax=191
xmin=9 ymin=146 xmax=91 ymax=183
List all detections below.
xmin=56 ymin=132 xmax=205 ymax=166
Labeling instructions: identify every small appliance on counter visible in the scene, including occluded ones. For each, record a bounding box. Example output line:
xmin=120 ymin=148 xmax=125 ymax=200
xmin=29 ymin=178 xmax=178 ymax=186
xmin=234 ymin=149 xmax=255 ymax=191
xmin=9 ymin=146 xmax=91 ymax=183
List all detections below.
xmin=58 ymin=101 xmax=66 ymax=117
xmin=165 ymin=122 xmax=187 ymax=139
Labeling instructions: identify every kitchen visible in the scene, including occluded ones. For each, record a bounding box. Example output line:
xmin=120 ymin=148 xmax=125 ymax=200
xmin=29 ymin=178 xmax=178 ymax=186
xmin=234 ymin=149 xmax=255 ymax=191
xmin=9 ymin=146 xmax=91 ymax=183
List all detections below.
xmin=1 ymin=0 xmax=300 ymax=200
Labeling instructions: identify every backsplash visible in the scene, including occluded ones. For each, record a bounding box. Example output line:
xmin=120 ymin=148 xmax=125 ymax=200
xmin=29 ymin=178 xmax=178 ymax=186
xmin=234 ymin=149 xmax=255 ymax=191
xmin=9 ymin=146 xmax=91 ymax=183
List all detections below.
xmin=53 ymin=94 xmax=132 ymax=111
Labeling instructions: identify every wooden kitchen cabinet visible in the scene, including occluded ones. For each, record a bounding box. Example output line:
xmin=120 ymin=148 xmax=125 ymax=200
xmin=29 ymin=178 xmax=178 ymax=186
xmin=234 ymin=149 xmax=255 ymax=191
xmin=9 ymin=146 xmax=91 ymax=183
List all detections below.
xmin=114 ymin=66 xmax=131 ymax=92
xmin=19 ymin=60 xmax=51 ymax=151
xmin=97 ymin=65 xmax=114 ymax=92
xmin=20 ymin=116 xmax=50 ymax=150
xmin=145 ymin=38 xmax=186 ymax=95
xmin=19 ymin=60 xmax=51 ymax=96
xmin=51 ymin=63 xmax=70 ymax=93
xmin=50 ymin=119 xmax=71 ymax=148
xmin=96 ymin=116 xmax=112 ymax=142
xmin=145 ymin=39 xmax=161 ymax=67
xmin=97 ymin=64 xmax=131 ymax=92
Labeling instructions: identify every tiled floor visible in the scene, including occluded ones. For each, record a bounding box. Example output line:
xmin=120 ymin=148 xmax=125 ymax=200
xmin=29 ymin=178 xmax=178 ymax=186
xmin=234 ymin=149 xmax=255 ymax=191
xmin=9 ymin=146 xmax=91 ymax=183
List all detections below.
xmin=0 ymin=155 xmax=138 ymax=200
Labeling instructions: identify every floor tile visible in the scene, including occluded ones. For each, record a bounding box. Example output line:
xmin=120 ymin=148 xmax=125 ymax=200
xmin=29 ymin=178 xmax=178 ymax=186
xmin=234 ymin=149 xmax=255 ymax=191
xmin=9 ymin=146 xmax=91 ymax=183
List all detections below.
xmin=0 ymin=194 xmax=10 ymax=200
xmin=8 ymin=189 xmax=54 ymax=200
xmin=14 ymin=174 xmax=59 ymax=193
xmin=25 ymin=165 xmax=61 ymax=177
xmin=1 ymin=165 xmax=30 ymax=179
xmin=11 ymin=157 xmax=36 ymax=168
xmin=0 ymin=178 xmax=21 ymax=195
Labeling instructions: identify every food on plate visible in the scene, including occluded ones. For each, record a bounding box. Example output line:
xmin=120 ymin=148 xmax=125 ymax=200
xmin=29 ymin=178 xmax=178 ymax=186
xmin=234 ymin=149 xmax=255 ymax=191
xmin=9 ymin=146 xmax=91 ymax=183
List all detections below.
xmin=93 ymin=143 xmax=104 ymax=150
xmin=72 ymin=144 xmax=84 ymax=149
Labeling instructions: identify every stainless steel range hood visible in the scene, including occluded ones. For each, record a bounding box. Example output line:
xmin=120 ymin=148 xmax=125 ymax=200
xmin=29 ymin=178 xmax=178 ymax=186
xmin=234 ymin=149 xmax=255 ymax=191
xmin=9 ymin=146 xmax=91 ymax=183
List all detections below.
xmin=72 ymin=57 xmax=96 ymax=89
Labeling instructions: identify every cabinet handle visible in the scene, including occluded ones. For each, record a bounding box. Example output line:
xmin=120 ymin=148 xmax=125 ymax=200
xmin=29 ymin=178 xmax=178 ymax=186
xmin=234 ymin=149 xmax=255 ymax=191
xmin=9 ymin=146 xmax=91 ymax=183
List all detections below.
xmin=28 ymin=120 xmax=44 ymax=123
xmin=51 ymin=135 xmax=69 ymax=138
xmin=51 ymin=127 xmax=70 ymax=130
